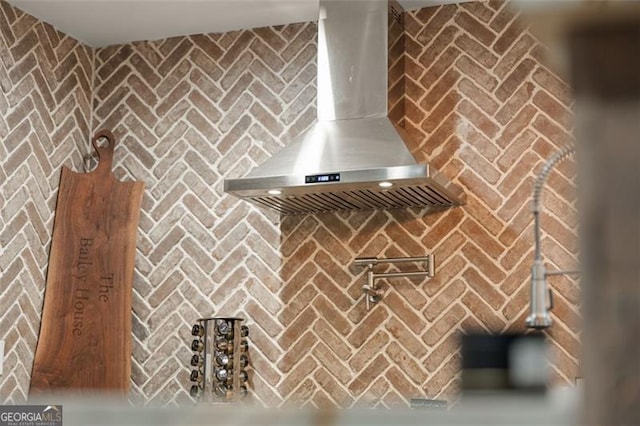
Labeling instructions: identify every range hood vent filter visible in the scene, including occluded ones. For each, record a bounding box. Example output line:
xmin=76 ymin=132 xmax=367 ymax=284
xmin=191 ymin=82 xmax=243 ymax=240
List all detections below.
xmin=250 ymin=180 xmax=456 ymax=215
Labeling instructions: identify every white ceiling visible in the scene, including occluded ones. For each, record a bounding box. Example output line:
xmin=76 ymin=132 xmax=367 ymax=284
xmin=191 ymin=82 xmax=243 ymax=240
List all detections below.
xmin=7 ymin=0 xmax=459 ymax=48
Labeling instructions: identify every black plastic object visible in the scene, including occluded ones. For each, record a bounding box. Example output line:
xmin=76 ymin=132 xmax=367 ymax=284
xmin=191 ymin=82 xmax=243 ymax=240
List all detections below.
xmin=460 ymin=332 xmax=547 ymax=393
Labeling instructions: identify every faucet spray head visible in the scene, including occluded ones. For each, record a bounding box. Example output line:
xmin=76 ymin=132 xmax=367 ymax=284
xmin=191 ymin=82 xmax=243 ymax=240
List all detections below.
xmin=525 ymin=260 xmax=553 ymax=330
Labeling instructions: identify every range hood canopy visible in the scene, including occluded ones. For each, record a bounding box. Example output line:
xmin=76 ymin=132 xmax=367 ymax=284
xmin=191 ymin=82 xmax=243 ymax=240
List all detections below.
xmin=224 ymin=0 xmax=465 ymax=215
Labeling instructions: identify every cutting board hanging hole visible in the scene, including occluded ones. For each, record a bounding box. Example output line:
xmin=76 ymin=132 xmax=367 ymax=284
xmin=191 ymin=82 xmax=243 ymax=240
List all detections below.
xmin=95 ymin=137 xmax=109 ymax=148
xmin=91 ymin=129 xmax=115 ymax=174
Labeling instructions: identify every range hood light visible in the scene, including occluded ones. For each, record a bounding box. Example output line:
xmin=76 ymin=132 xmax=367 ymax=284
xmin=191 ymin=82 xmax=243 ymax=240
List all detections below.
xmin=378 ymin=181 xmax=393 ymax=188
xmin=267 ymin=189 xmax=282 ymax=195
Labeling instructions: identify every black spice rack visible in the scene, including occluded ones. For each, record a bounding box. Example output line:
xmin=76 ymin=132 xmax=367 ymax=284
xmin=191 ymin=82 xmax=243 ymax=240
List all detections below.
xmin=189 ymin=316 xmax=249 ymax=402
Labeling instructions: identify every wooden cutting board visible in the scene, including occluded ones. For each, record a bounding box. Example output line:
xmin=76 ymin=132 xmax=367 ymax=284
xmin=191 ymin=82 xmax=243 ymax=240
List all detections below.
xmin=30 ymin=130 xmax=144 ymax=394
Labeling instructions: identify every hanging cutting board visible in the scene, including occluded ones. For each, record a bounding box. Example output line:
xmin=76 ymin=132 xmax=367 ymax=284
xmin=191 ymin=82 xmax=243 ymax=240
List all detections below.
xmin=30 ymin=130 xmax=144 ymax=394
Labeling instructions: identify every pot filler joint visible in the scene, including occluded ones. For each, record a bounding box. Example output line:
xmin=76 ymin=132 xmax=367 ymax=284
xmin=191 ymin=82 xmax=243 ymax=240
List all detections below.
xmin=353 ymin=255 xmax=435 ymax=310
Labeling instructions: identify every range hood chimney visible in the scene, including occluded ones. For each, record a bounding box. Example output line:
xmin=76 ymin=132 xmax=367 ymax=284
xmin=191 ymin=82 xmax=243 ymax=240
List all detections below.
xmin=223 ymin=0 xmax=465 ymax=215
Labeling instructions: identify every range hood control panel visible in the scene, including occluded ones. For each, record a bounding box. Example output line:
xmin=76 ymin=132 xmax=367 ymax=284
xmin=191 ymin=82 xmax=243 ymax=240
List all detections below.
xmin=305 ymin=173 xmax=341 ymax=184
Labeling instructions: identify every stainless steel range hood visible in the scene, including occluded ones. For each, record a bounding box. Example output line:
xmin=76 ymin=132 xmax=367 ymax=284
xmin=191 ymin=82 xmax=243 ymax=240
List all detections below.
xmin=224 ymin=0 xmax=465 ymax=215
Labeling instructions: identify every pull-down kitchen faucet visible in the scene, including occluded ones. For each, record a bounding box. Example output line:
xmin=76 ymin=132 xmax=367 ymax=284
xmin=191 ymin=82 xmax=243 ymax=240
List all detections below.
xmin=526 ymin=144 xmax=580 ymax=329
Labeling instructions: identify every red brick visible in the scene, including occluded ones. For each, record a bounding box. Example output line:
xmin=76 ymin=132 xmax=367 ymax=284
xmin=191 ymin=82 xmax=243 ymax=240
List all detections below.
xmin=281 ymin=216 xmax=318 ymax=255
xmin=393 ymin=277 xmax=430 ymax=312
xmin=313 ymin=250 xmax=351 ymax=287
xmin=542 ymin=210 xmax=577 ymax=250
xmin=347 ymin=210 xmax=388 ymax=252
xmin=458 ymin=77 xmax=499 ymax=115
xmin=421 ymin=91 xmax=458 ymax=133
xmin=498 ymin=200 xmax=532 ymax=246
xmin=424 ymin=353 xmax=460 ymax=395
xmin=496 ymin=36 xmax=535 ymax=80
xmin=313 ymin=295 xmax=352 ymax=335
xmin=547 ymin=340 xmax=579 ymax=384
xmin=454 ymin=11 xmax=496 ymax=46
xmin=250 ymin=38 xmax=285 ymax=72
xmin=421 ymin=68 xmax=459 ymax=111
xmin=459 ymin=144 xmax=500 ymax=184
xmin=497 ymin=129 xmax=537 ymax=172
xmin=455 ymin=55 xmax=498 ymax=91
xmin=312 ymin=342 xmax=352 ymax=384
xmin=385 ymin=316 xmax=427 ymax=358
xmin=418 ymin=26 xmax=459 ymax=71
xmin=493 ymin=18 xmax=524 ymax=55
xmin=425 ymin=333 xmax=460 ymax=373
xmin=532 ymin=90 xmax=573 ymax=131
xmin=278 ymin=356 xmax=317 ymax=397
xmin=385 ymin=292 xmax=426 ymax=334
xmin=348 ymin=307 xmax=389 ymax=348
xmin=547 ymin=322 xmax=580 ymax=364
xmin=416 ymin=6 xmax=457 ymax=45
xmin=496 ymin=104 xmax=537 ymax=148
xmin=316 ymin=213 xmax=353 ymax=241
xmin=462 ymin=266 xmax=506 ymax=310
xmin=313 ymin=271 xmax=351 ymax=311
xmin=314 ymin=368 xmax=354 ymax=407
xmin=278 ymin=306 xmax=317 ymax=348
xmin=246 ymin=323 xmax=281 ymax=363
xmin=249 ymin=349 xmax=281 ymax=386
xmin=532 ymin=66 xmax=572 ymax=107
xmin=311 ymin=226 xmax=351 ymax=265
xmin=455 ymin=33 xmax=498 ymax=68
xmin=550 ymin=292 xmax=581 ymax=333
xmin=277 ymin=331 xmax=316 ymax=373
xmin=424 ymin=253 xmax=466 ymax=299
xmin=461 ymin=242 xmax=506 ymax=284
xmin=496 ymin=81 xmax=534 ymax=125
xmin=281 ymin=240 xmax=317 ymax=282
xmin=495 ymin=58 xmax=536 ymax=102
xmin=314 ymin=318 xmax=351 ymax=359
xmin=412 ymin=6 xmax=439 ymax=28
xmin=419 ymin=46 xmax=462 ymax=89
xmin=461 ymin=291 xmax=506 ymax=331
xmin=280 ymin=283 xmax=318 ymax=326
xmin=424 ymin=279 xmax=466 ymax=321
xmin=430 ymin=133 xmax=461 ymax=171
xmin=460 ymin=217 xmax=504 ymax=258
xmin=422 ymin=209 xmax=464 ymax=248
xmin=246 ymin=300 xmax=283 ymax=337
xmin=489 ymin=2 xmax=517 ymax=32
xmin=458 ymin=169 xmax=502 ymax=211
xmin=423 ymin=304 xmax=466 ymax=346
xmin=386 ymin=342 xmax=427 ymax=384
xmin=383 ymin=222 xmax=425 ymax=258
xmin=348 ymin=354 xmax=389 ymax=395
xmin=349 ymin=330 xmax=389 ymax=372
xmin=51 ymin=4 xmax=583 ymax=408
xmin=501 ymin=281 xmax=529 ymax=321
xmin=500 ymin=231 xmax=534 ymax=271
xmin=421 ymin=112 xmax=457 ymax=155
xmin=499 ymin=175 xmax=533 ymax=223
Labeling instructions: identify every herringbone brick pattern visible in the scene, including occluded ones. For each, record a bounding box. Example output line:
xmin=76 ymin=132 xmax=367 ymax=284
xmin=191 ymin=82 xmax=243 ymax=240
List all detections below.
xmin=278 ymin=2 xmax=578 ymax=407
xmin=0 ymin=1 xmax=93 ymax=402
xmin=0 ymin=0 xmax=579 ymax=407
xmin=90 ymin=23 xmax=318 ymax=405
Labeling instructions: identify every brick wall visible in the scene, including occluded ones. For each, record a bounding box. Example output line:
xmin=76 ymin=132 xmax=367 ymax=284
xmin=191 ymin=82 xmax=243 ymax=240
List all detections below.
xmin=0 ymin=1 xmax=93 ymax=401
xmin=276 ymin=2 xmax=579 ymax=407
xmin=89 ymin=22 xmax=319 ymax=405
xmin=0 ymin=0 xmax=579 ymax=407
